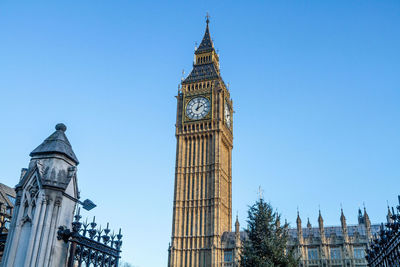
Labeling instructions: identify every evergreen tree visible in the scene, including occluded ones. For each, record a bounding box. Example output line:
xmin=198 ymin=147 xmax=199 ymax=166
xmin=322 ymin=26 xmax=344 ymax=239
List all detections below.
xmin=240 ymin=198 xmax=298 ymax=267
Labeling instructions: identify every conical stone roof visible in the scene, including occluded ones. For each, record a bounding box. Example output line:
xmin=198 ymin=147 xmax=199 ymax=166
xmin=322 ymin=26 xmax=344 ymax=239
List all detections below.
xmin=195 ymin=22 xmax=214 ymax=54
xmin=30 ymin=123 xmax=79 ymax=164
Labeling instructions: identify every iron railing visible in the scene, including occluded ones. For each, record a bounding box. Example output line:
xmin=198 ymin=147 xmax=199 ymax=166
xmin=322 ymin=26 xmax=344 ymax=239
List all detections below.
xmin=58 ymin=208 xmax=123 ymax=267
xmin=366 ymin=196 xmax=400 ymax=267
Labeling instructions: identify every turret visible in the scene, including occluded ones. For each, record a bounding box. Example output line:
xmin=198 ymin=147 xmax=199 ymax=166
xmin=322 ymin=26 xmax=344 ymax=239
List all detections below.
xmin=340 ymin=208 xmax=349 ymax=240
xmin=296 ymin=211 xmax=302 ymax=230
xmin=364 ymin=207 xmax=372 ymax=239
xmin=340 ymin=208 xmax=347 ymax=230
xmin=235 ymin=215 xmax=240 ymax=236
xmin=234 ymin=214 xmax=241 ymax=247
xmin=340 ymin=208 xmax=351 ymax=258
xmin=2 ymin=124 xmax=79 ymax=267
xmin=318 ymin=210 xmax=324 ymax=229
xmin=234 ymin=215 xmax=241 ymax=265
xmin=318 ymin=210 xmax=325 ymax=242
xmin=358 ymin=208 xmax=365 ymax=224
xmin=387 ymin=205 xmax=393 ymax=224
xmin=296 ymin=211 xmax=303 ymax=244
xmin=305 ymin=218 xmax=313 ymax=239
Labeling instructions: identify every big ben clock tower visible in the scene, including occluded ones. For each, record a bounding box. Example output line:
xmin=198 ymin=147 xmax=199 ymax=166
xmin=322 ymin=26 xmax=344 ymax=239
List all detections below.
xmin=168 ymin=16 xmax=234 ymax=267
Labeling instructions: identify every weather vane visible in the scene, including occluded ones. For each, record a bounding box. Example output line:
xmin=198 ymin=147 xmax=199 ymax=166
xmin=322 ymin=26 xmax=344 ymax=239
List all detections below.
xmin=206 ymin=12 xmax=210 ymax=24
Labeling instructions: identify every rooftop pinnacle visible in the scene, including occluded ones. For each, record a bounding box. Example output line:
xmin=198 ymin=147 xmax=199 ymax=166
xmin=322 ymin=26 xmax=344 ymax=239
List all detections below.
xmin=56 ymin=123 xmax=67 ymax=132
xmin=30 ymin=123 xmax=79 ymax=164
xmin=195 ymin=14 xmax=214 ymax=55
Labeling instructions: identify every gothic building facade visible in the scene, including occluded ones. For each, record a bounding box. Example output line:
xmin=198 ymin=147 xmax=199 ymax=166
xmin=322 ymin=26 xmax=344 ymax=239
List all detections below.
xmin=168 ymin=18 xmax=243 ymax=267
xmin=288 ymin=208 xmax=381 ymax=267
xmin=0 ymin=183 xmax=15 ymax=262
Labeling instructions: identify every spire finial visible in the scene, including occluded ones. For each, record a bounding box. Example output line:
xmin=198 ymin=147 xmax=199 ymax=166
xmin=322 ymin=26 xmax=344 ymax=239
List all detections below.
xmin=235 ymin=212 xmax=240 ymax=233
xmin=55 ymin=123 xmax=67 ymax=132
xmin=181 ymin=69 xmax=185 ymax=81
xmin=296 ymin=208 xmax=301 ymax=224
xmin=258 ymin=186 xmax=264 ymax=200
xmin=206 ymin=12 xmax=210 ymax=24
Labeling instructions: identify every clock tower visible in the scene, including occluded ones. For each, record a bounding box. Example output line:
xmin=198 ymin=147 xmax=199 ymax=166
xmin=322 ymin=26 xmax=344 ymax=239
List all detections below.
xmin=168 ymin=17 xmax=233 ymax=267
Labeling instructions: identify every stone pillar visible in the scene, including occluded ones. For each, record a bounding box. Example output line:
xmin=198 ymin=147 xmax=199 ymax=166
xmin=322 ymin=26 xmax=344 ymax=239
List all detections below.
xmin=1 ymin=124 xmax=79 ymax=267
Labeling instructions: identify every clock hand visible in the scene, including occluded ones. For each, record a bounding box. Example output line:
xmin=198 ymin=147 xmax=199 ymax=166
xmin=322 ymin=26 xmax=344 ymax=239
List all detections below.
xmin=196 ymin=103 xmax=204 ymax=111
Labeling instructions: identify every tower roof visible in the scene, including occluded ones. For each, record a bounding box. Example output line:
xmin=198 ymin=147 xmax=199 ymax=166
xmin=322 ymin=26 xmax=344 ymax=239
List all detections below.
xmin=182 ymin=63 xmax=220 ymax=84
xmin=30 ymin=123 xmax=79 ymax=164
xmin=182 ymin=17 xmax=221 ymax=84
xmin=363 ymin=206 xmax=371 ymax=225
xmin=318 ymin=210 xmax=324 ymax=224
xmin=195 ymin=19 xmax=214 ymax=55
xmin=340 ymin=208 xmax=347 ymax=226
xmin=296 ymin=211 xmax=302 ymax=225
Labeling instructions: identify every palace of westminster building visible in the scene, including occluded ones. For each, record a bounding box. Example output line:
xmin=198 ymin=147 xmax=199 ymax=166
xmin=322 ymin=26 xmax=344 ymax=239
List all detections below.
xmin=0 ymin=17 xmax=386 ymax=267
xmin=167 ymin=17 xmax=383 ymax=267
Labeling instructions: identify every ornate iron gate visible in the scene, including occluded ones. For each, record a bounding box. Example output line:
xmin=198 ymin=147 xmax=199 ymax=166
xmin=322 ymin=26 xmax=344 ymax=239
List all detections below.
xmin=366 ymin=196 xmax=400 ymax=267
xmin=58 ymin=209 xmax=123 ymax=267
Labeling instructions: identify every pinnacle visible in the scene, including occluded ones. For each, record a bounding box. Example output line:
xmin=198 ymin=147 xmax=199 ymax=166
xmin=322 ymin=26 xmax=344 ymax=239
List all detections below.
xmin=56 ymin=123 xmax=67 ymax=132
xmin=30 ymin=123 xmax=79 ymax=164
xmin=195 ymin=19 xmax=214 ymax=54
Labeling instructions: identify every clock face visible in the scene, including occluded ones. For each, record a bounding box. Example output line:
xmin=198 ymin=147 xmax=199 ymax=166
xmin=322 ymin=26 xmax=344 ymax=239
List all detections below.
xmin=186 ymin=96 xmax=211 ymax=120
xmin=224 ymin=102 xmax=231 ymax=128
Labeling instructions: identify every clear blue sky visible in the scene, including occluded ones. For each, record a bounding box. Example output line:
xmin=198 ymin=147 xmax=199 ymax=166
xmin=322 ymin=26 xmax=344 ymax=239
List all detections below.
xmin=0 ymin=1 xmax=399 ymax=266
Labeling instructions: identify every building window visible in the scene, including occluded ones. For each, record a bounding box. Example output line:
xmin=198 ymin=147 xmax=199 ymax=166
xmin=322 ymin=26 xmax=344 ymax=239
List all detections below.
xmin=354 ymin=247 xmax=365 ymax=259
xmin=331 ymin=248 xmax=341 ymax=259
xmin=308 ymin=248 xmax=318 ymax=260
xmin=224 ymin=251 xmax=233 ymax=262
